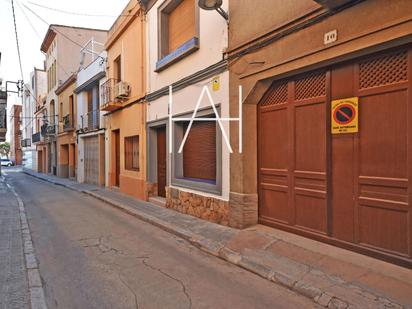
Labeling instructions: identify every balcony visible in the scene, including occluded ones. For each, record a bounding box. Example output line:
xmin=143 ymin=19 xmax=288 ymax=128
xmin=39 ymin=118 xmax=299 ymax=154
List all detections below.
xmin=32 ymin=132 xmax=41 ymax=144
xmin=100 ymin=78 xmax=130 ymax=112
xmin=41 ymin=123 xmax=56 ymax=137
xmin=62 ymin=114 xmax=74 ymax=132
xmin=80 ymin=110 xmax=100 ymax=132
xmin=21 ymin=138 xmax=32 ymax=147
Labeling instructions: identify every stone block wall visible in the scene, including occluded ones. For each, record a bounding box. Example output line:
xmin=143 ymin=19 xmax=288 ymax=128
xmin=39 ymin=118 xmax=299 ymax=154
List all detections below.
xmin=165 ymin=187 xmax=229 ymax=226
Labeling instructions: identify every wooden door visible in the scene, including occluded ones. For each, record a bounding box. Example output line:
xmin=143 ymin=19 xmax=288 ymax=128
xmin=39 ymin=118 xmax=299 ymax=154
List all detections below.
xmin=353 ymin=49 xmax=411 ymax=257
xmin=157 ymin=127 xmax=167 ymax=197
xmin=258 ymin=71 xmax=329 ymax=234
xmin=38 ymin=150 xmax=43 ymax=173
xmin=114 ymin=130 xmax=120 ymax=187
xmin=258 ymin=46 xmax=412 ymax=265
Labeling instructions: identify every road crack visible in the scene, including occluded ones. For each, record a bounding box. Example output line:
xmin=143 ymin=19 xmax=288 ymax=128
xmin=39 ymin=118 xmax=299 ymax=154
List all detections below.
xmin=142 ymin=259 xmax=192 ymax=309
xmin=117 ymin=273 xmax=139 ymax=309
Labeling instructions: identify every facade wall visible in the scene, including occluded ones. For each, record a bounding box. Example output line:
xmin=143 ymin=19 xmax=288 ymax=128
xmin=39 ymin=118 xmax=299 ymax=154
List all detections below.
xmin=104 ymin=0 xmax=147 ymax=199
xmin=56 ymin=80 xmax=77 ymax=178
xmin=146 ymin=0 xmax=228 ymax=92
xmin=76 ymin=50 xmax=107 ymax=185
xmin=10 ymin=105 xmax=22 ymax=165
xmin=42 ymin=26 xmax=107 ymax=175
xmin=227 ymin=0 xmax=412 ymax=228
xmin=106 ymin=103 xmax=146 ymax=198
xmin=145 ymin=0 xmax=230 ymax=224
xmin=226 ymin=0 xmax=412 ymax=265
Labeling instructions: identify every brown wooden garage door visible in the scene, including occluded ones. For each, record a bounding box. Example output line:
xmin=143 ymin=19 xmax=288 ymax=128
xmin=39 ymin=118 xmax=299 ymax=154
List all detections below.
xmin=83 ymin=136 xmax=99 ymax=185
xmin=258 ymin=47 xmax=412 ymax=266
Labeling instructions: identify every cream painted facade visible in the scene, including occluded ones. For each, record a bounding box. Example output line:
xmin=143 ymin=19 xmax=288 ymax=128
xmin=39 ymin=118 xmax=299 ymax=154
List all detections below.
xmin=103 ymin=0 xmax=147 ymax=200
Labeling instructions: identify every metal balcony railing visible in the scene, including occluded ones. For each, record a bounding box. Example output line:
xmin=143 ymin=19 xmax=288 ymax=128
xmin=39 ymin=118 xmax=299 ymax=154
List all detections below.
xmin=32 ymin=132 xmax=41 ymax=143
xmin=101 ymin=78 xmax=121 ymax=106
xmin=63 ymin=114 xmax=74 ymax=131
xmin=80 ymin=110 xmax=100 ymax=132
xmin=41 ymin=123 xmax=56 ymax=137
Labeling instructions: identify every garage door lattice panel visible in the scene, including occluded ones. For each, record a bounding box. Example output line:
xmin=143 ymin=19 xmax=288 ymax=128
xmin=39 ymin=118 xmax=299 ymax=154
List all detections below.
xmin=359 ymin=50 xmax=408 ymax=89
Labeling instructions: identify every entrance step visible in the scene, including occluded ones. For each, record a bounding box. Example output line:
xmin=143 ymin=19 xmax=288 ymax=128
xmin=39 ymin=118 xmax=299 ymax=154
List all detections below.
xmin=149 ymin=196 xmax=166 ymax=207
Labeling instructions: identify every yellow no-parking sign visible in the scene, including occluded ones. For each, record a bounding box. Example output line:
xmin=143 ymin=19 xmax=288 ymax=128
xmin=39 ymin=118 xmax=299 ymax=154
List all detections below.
xmin=331 ymin=97 xmax=358 ymax=134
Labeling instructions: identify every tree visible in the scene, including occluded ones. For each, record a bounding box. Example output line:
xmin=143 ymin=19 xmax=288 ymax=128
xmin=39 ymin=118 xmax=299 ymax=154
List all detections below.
xmin=0 ymin=142 xmax=11 ymax=159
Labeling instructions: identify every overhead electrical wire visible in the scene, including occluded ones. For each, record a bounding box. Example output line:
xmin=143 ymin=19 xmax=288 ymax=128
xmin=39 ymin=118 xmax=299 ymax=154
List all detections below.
xmin=27 ymin=1 xmax=131 ymax=18
xmin=9 ymin=0 xmax=58 ymax=132
xmin=11 ymin=0 xmax=24 ymax=80
xmin=16 ymin=0 xmax=71 ymax=78
xmin=23 ymin=2 xmax=106 ymax=61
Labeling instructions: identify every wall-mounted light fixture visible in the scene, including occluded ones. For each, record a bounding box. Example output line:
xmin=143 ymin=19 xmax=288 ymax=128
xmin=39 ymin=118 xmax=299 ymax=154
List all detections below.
xmin=198 ymin=0 xmax=228 ymax=21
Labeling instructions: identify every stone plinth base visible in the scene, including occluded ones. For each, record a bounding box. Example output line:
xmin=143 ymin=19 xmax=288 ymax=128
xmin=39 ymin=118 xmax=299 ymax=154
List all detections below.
xmin=229 ymin=192 xmax=258 ymax=229
xmin=165 ymin=187 xmax=229 ymax=226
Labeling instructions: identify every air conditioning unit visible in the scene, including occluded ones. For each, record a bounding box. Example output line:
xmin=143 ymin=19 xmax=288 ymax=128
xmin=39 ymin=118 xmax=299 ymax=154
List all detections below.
xmin=114 ymin=81 xmax=130 ymax=99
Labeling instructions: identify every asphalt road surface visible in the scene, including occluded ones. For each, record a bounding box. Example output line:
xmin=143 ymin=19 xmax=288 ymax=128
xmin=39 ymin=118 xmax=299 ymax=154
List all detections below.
xmin=2 ymin=169 xmax=319 ymax=309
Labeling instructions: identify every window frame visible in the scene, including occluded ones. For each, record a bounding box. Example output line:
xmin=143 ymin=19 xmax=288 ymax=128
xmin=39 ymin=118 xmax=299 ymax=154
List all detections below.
xmin=113 ymin=55 xmax=122 ymax=81
xmin=171 ymin=107 xmax=222 ymax=195
xmin=156 ymin=0 xmax=200 ymax=72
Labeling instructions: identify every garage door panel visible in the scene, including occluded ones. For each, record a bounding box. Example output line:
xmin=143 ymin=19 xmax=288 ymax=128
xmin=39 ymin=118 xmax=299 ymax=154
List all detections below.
xmin=259 ymin=108 xmax=288 ymax=169
xmin=84 ymin=136 xmax=99 ymax=185
xmin=358 ymin=205 xmax=409 ymax=255
xmin=295 ymin=194 xmax=327 ymax=233
xmin=359 ymin=178 xmax=408 ymax=205
xmin=260 ymin=189 xmax=289 ymax=224
xmin=359 ymin=91 xmax=407 ymax=178
xmin=258 ymin=47 xmax=412 ymax=264
xmin=294 ymin=102 xmax=326 ymax=172
xmin=294 ymin=173 xmax=326 ymax=192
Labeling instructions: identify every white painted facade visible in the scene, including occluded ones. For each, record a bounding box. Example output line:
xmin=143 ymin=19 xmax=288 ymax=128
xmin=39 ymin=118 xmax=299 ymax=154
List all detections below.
xmin=145 ymin=0 xmax=230 ymax=201
xmin=76 ymin=51 xmax=107 ymax=184
xmin=22 ymin=69 xmax=46 ymax=171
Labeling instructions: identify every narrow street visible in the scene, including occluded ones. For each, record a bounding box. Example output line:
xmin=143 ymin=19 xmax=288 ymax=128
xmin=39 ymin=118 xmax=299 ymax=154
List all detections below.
xmin=1 ymin=169 xmax=318 ymax=309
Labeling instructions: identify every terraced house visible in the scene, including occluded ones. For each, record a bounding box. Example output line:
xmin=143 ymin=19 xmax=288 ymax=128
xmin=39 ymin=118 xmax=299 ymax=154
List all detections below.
xmin=228 ymin=0 xmax=412 ymax=267
xmin=75 ymin=39 xmax=107 ymax=186
xmin=55 ymin=74 xmax=77 ymax=179
xmin=101 ymin=0 xmax=147 ymax=199
xmin=145 ymin=0 xmax=230 ymax=224
xmin=39 ymin=24 xmax=107 ymax=176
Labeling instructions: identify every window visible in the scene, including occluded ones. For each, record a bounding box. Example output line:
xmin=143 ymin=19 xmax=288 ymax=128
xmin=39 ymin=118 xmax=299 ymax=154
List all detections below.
xmin=172 ymin=110 xmax=222 ymax=195
xmin=182 ymin=121 xmax=216 ymax=182
xmin=156 ymin=0 xmax=199 ymax=71
xmin=114 ymin=55 xmax=121 ymax=81
xmin=125 ymin=135 xmax=139 ymax=171
xmin=59 ymin=102 xmax=63 ymax=122
xmin=168 ymin=0 xmax=195 ymax=53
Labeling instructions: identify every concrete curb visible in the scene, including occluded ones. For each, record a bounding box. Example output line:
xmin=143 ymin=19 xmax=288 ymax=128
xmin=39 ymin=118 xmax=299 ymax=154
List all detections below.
xmin=6 ymin=180 xmax=48 ymax=309
xmin=23 ymin=170 xmax=404 ymax=309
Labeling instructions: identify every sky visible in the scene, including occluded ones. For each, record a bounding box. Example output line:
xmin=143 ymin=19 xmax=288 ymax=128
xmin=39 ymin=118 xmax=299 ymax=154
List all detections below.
xmin=0 ymin=0 xmax=129 ymax=141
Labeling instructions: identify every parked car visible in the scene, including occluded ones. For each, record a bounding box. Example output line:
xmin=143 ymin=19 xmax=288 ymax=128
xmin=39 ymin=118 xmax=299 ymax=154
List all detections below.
xmin=1 ymin=159 xmax=13 ymax=167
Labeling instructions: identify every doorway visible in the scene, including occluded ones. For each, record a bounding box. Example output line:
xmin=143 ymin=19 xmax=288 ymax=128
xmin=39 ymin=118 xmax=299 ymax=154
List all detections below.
xmin=156 ymin=126 xmax=167 ymax=197
xmin=112 ymin=130 xmax=120 ymax=187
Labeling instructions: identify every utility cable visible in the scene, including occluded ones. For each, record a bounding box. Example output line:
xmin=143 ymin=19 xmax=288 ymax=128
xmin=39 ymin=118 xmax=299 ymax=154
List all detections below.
xmin=23 ymin=3 xmax=106 ymax=61
xmin=27 ymin=1 xmax=132 ymax=18
xmin=11 ymin=0 xmax=24 ymax=80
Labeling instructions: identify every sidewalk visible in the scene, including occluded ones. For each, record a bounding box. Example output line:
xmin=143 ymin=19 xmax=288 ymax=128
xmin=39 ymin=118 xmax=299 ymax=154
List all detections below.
xmin=23 ymin=169 xmax=412 ymax=308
